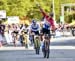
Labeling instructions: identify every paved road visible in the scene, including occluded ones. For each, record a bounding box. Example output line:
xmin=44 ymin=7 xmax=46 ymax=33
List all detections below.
xmin=0 ymin=49 xmax=75 ymax=61
xmin=0 ymin=37 xmax=75 ymax=61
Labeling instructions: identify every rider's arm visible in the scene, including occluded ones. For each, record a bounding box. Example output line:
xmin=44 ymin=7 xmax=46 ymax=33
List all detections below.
xmin=38 ymin=5 xmax=48 ymax=18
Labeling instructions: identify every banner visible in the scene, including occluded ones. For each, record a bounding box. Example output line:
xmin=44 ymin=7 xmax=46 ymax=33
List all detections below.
xmin=7 ymin=16 xmax=20 ymax=24
xmin=0 ymin=10 xmax=6 ymax=19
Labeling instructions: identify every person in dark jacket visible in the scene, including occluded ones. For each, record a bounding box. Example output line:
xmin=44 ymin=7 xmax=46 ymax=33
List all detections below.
xmin=0 ymin=21 xmax=5 ymax=46
xmin=19 ymin=31 xmax=24 ymax=46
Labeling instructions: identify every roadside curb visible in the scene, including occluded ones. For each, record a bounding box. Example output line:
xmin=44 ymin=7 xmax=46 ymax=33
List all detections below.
xmin=0 ymin=47 xmax=34 ymax=51
xmin=1 ymin=46 xmax=75 ymax=51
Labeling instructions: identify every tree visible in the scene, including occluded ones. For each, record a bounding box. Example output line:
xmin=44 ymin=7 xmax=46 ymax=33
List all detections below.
xmin=0 ymin=0 xmax=75 ymax=23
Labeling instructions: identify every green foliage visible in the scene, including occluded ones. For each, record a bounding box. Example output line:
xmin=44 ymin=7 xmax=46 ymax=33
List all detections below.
xmin=54 ymin=0 xmax=75 ymax=23
xmin=65 ymin=15 xmax=72 ymax=23
xmin=0 ymin=0 xmax=75 ymax=22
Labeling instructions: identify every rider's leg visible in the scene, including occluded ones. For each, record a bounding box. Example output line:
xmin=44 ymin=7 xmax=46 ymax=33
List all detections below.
xmin=47 ymin=49 xmax=50 ymax=58
xmin=44 ymin=50 xmax=46 ymax=58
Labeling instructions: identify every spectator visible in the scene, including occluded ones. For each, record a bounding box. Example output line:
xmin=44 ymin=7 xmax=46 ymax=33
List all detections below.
xmin=0 ymin=21 xmax=5 ymax=47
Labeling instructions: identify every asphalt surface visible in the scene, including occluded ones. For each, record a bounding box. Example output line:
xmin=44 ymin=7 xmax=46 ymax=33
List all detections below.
xmin=0 ymin=36 xmax=75 ymax=61
xmin=0 ymin=49 xmax=75 ymax=61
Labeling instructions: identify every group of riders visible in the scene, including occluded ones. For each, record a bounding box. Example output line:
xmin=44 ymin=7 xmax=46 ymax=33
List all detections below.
xmin=0 ymin=5 xmax=55 ymax=59
xmin=28 ymin=5 xmax=55 ymax=58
